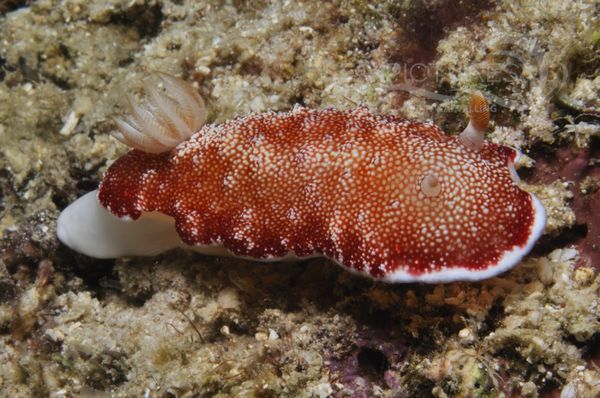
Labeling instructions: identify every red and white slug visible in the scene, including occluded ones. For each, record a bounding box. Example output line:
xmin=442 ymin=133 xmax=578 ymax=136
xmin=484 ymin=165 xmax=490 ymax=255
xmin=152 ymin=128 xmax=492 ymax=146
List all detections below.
xmin=57 ymin=74 xmax=546 ymax=283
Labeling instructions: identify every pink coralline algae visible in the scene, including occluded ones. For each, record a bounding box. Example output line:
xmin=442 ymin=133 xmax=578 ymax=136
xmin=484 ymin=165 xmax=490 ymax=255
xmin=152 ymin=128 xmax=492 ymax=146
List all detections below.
xmin=58 ymin=75 xmax=546 ymax=283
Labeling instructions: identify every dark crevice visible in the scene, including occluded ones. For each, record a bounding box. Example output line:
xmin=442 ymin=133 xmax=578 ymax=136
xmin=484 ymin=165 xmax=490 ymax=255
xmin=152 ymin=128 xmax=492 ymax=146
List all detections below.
xmin=108 ymin=3 xmax=163 ymax=39
xmin=54 ymin=244 xmax=116 ymax=299
xmin=42 ymin=73 xmax=72 ymax=90
xmin=563 ymin=331 xmax=595 ymax=350
xmin=75 ymin=177 xmax=101 ymax=193
xmin=0 ymin=0 xmax=29 ymax=15
xmin=333 ymin=14 xmax=349 ymax=25
xmin=210 ymin=47 xmax=243 ymax=70
xmin=0 ymin=279 xmax=18 ymax=303
xmin=530 ymin=224 xmax=588 ymax=258
xmin=289 ymin=93 xmax=306 ymax=107
xmin=357 ymin=346 xmax=390 ymax=383
xmin=50 ymin=191 xmax=70 ymax=211
xmin=17 ymin=56 xmax=40 ymax=83
xmin=538 ymin=379 xmax=562 ymax=398
xmin=117 ymin=56 xmax=135 ymax=68
xmin=479 ymin=299 xmax=506 ymax=336
xmin=582 ymin=333 xmax=600 ymax=368
xmin=239 ymin=55 xmax=263 ymax=76
xmin=50 ymin=156 xmax=102 ymax=212
xmin=116 ymin=288 xmax=150 ymax=307
xmin=527 ymin=136 xmax=600 ymax=269
xmin=84 ymin=351 xmax=130 ymax=390
xmin=0 ymin=56 xmax=7 ymax=82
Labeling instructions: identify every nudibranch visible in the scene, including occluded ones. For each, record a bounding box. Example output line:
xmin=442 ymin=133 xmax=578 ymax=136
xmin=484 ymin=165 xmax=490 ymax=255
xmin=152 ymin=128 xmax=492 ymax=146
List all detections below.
xmin=57 ymin=74 xmax=546 ymax=283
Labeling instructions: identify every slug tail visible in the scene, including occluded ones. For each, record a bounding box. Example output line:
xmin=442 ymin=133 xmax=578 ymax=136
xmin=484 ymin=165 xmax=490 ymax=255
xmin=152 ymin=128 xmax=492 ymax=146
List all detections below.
xmin=57 ymin=190 xmax=181 ymax=258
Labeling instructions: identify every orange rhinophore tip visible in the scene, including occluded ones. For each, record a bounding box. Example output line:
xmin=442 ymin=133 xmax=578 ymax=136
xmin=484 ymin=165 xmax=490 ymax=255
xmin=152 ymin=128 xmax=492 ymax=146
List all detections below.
xmin=470 ymin=91 xmax=489 ymax=132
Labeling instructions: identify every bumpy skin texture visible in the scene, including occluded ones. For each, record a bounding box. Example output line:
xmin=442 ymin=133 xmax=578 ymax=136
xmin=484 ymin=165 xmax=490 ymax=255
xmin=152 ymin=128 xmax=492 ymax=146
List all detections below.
xmin=99 ymin=106 xmax=536 ymax=279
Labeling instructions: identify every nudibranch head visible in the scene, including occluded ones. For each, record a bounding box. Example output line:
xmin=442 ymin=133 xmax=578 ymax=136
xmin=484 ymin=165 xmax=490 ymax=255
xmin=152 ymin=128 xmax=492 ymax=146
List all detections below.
xmin=57 ymin=76 xmax=546 ymax=283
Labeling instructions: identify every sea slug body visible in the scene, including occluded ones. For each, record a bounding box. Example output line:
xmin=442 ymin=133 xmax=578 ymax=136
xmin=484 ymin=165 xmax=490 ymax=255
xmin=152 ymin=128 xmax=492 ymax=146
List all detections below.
xmin=57 ymin=74 xmax=546 ymax=283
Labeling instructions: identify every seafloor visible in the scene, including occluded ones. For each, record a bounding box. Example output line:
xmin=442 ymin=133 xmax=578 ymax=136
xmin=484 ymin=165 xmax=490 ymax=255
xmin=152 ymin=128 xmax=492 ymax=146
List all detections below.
xmin=0 ymin=0 xmax=599 ymax=397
